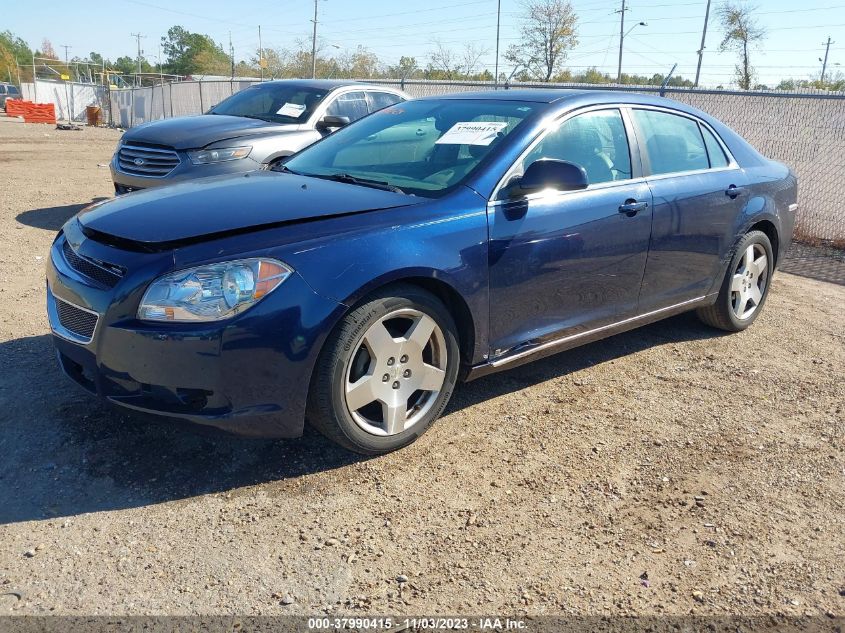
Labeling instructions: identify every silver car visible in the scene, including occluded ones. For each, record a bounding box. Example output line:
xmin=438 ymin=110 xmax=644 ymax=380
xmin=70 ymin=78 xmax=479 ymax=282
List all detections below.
xmin=110 ymin=79 xmax=407 ymax=194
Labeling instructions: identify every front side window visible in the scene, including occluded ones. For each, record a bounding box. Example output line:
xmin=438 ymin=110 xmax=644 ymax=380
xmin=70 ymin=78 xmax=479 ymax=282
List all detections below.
xmin=326 ymin=91 xmax=370 ymax=122
xmin=519 ymin=109 xmax=632 ymax=185
xmin=8 ymin=86 xmax=19 ymax=95
xmin=284 ymin=99 xmax=537 ymax=197
xmin=633 ymin=109 xmax=709 ymax=175
xmin=209 ymin=84 xmax=329 ymax=124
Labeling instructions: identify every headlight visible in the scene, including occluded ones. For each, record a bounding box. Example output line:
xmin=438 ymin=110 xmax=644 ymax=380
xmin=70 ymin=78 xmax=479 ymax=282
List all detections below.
xmin=138 ymin=258 xmax=292 ymax=322
xmin=187 ymin=146 xmax=252 ymax=165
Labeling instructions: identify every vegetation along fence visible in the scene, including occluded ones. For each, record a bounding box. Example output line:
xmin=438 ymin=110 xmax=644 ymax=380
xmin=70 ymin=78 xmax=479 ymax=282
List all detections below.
xmin=109 ymin=79 xmax=844 ymax=260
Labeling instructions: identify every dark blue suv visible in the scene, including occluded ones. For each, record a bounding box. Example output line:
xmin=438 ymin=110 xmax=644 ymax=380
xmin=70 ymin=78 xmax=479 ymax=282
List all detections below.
xmin=46 ymin=90 xmax=797 ymax=454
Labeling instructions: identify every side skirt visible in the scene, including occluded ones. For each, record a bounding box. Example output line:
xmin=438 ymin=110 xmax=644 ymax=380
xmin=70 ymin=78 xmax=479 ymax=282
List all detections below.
xmin=462 ymin=294 xmax=718 ymax=381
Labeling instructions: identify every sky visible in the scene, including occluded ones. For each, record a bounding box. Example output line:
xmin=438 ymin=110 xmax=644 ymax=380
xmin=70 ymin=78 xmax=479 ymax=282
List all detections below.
xmin=4 ymin=0 xmax=845 ymax=87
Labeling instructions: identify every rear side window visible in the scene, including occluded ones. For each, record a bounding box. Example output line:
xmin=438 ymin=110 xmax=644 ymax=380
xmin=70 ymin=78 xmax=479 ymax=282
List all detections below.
xmin=0 ymin=86 xmax=6 ymax=95
xmin=367 ymin=91 xmax=403 ymax=112
xmin=326 ymin=91 xmax=370 ymax=122
xmin=633 ymin=109 xmax=709 ymax=176
xmin=701 ymin=125 xmax=730 ymax=168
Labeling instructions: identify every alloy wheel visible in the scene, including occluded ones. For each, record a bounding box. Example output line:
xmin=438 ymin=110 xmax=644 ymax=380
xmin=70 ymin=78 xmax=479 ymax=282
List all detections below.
xmin=344 ymin=308 xmax=448 ymax=436
xmin=731 ymin=243 xmax=768 ymax=320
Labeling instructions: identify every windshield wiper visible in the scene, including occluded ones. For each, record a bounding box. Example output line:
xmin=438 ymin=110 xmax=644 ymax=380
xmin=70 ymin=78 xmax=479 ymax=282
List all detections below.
xmin=314 ymin=173 xmax=405 ymax=194
xmin=241 ymin=114 xmax=276 ymax=122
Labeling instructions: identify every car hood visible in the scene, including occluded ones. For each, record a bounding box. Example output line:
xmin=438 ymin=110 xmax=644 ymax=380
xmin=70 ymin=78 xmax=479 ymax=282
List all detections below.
xmin=121 ymin=114 xmax=300 ymax=150
xmin=77 ymin=171 xmax=419 ymax=248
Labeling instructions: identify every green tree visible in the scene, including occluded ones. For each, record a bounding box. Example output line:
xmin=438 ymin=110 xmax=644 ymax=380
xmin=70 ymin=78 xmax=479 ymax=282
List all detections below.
xmin=504 ymin=0 xmax=578 ymax=82
xmin=717 ymin=2 xmax=766 ymax=90
xmin=161 ymin=25 xmax=229 ymax=76
xmin=0 ymin=31 xmax=33 ymax=83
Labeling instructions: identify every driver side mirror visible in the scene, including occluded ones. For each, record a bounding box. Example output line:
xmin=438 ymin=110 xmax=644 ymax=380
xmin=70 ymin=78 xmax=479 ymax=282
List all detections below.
xmin=316 ymin=114 xmax=351 ymax=131
xmin=504 ymin=159 xmax=589 ymax=198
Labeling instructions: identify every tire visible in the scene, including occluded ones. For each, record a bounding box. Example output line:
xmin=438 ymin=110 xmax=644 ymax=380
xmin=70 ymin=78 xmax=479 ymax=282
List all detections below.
xmin=696 ymin=230 xmax=774 ymax=332
xmin=307 ymin=284 xmax=460 ymax=455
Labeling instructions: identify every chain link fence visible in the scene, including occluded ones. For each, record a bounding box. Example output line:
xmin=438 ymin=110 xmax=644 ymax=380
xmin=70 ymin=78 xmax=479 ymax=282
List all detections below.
xmin=103 ymin=79 xmax=845 ymax=280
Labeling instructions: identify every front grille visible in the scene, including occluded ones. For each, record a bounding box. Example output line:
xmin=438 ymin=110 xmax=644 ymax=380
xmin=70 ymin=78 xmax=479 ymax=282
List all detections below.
xmin=62 ymin=240 xmax=123 ymax=288
xmin=55 ymin=296 xmax=99 ymax=342
xmin=117 ymin=144 xmax=180 ymax=177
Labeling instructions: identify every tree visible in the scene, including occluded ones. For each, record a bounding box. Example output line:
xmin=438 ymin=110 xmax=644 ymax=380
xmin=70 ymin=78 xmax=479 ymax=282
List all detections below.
xmin=0 ymin=31 xmax=34 ymax=83
xmin=504 ymin=0 xmax=578 ymax=82
xmin=40 ymin=39 xmax=58 ymax=60
xmin=161 ymin=26 xmax=229 ymax=76
xmin=388 ymin=56 xmax=419 ymax=80
xmin=460 ymin=42 xmax=488 ymax=78
xmin=717 ymin=2 xmax=766 ymax=90
xmin=427 ymin=39 xmax=462 ymax=79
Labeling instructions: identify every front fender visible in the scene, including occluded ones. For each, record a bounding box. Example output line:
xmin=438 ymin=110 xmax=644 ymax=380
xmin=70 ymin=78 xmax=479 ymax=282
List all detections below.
xmin=284 ymin=188 xmax=491 ymax=364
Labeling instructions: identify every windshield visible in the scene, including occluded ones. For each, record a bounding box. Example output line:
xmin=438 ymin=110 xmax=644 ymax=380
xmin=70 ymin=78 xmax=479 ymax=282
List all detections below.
xmin=283 ymin=99 xmax=538 ymax=197
xmin=209 ymin=83 xmax=330 ymax=124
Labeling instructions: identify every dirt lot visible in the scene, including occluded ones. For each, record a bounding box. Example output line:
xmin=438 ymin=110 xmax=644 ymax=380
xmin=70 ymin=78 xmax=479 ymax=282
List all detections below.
xmin=0 ymin=120 xmax=843 ymax=618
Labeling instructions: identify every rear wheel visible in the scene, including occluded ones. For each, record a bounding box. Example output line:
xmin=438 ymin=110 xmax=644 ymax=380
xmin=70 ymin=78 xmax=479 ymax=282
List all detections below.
xmin=697 ymin=230 xmax=773 ymax=332
xmin=307 ymin=285 xmax=460 ymax=454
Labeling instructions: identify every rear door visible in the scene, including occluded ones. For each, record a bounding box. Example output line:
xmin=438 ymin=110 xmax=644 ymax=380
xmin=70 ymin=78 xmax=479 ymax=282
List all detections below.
xmin=631 ymin=107 xmax=748 ymax=311
xmin=487 ymin=107 xmax=653 ymax=356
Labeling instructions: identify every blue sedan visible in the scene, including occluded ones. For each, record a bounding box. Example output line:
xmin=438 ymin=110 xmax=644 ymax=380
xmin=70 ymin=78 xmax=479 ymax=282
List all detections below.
xmin=46 ymin=90 xmax=797 ymax=454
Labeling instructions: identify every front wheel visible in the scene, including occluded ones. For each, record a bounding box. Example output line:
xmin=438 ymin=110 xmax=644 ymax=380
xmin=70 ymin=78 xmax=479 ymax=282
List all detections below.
xmin=697 ymin=230 xmax=774 ymax=332
xmin=307 ymin=285 xmax=460 ymax=455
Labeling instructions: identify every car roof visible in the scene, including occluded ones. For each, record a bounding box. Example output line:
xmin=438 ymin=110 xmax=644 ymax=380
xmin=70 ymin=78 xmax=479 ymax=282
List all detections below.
xmin=417 ymin=88 xmax=716 ymax=118
xmin=256 ymin=79 xmax=401 ymax=92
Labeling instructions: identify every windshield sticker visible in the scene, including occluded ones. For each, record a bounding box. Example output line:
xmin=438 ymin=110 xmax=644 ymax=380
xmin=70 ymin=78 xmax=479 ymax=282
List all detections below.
xmin=435 ymin=121 xmax=509 ymax=146
xmin=276 ymin=102 xmax=307 ymax=117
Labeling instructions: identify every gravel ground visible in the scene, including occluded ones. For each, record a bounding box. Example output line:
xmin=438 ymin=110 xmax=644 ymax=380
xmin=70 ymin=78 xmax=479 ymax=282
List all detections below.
xmin=0 ymin=120 xmax=843 ymax=618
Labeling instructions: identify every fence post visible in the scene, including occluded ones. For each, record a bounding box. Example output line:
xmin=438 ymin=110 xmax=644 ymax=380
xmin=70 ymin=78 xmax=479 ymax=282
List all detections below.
xmin=199 ymin=81 xmax=204 ymax=113
xmin=169 ymin=82 xmax=174 ymax=118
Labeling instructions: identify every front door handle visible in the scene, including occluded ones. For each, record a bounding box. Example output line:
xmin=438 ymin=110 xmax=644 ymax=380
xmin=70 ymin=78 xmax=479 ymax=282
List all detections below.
xmin=619 ymin=200 xmax=648 ymax=216
xmin=725 ymin=185 xmax=746 ymax=199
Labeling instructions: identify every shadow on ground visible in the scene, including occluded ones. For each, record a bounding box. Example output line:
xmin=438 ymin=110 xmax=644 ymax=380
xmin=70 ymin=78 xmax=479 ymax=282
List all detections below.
xmin=16 ymin=198 xmax=109 ymax=232
xmin=0 ymin=313 xmax=723 ymax=525
xmin=781 ymin=243 xmax=845 ymax=286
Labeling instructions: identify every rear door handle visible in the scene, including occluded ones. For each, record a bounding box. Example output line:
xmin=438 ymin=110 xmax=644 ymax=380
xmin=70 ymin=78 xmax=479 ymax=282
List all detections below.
xmin=725 ymin=185 xmax=746 ymax=199
xmin=619 ymin=200 xmax=648 ymax=216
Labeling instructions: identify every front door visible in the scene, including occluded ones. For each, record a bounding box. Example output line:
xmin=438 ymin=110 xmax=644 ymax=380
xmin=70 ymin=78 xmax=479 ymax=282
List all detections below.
xmin=488 ymin=108 xmax=653 ymax=357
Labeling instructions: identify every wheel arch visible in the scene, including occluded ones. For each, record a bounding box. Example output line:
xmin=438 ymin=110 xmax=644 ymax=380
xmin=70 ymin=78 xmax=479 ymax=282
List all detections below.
xmin=330 ymin=270 xmax=480 ymax=369
xmin=748 ymin=219 xmax=780 ymax=267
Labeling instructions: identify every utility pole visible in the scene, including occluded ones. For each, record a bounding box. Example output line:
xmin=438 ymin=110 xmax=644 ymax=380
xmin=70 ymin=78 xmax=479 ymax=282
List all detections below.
xmin=61 ymin=45 xmax=72 ymax=123
xmin=131 ymin=32 xmax=145 ymax=86
xmin=310 ymin=0 xmax=319 ymax=79
xmin=258 ymin=25 xmax=264 ymax=81
xmin=494 ymin=0 xmax=501 ymax=88
xmin=820 ymin=36 xmax=834 ymax=83
xmin=616 ymin=0 xmax=628 ymax=83
xmin=694 ymin=0 xmax=712 ymax=87
xmin=229 ymin=31 xmax=235 ymax=80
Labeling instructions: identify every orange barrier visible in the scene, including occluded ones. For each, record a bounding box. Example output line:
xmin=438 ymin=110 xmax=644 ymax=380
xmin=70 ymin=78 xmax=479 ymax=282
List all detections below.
xmin=23 ymin=103 xmax=57 ymax=124
xmin=4 ymin=99 xmax=30 ymax=117
xmin=4 ymin=99 xmax=57 ymax=124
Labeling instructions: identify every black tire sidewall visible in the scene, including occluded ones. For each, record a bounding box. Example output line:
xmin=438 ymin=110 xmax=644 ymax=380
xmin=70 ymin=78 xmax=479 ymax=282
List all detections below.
xmin=720 ymin=230 xmax=774 ymax=331
xmin=322 ymin=288 xmax=460 ymax=454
